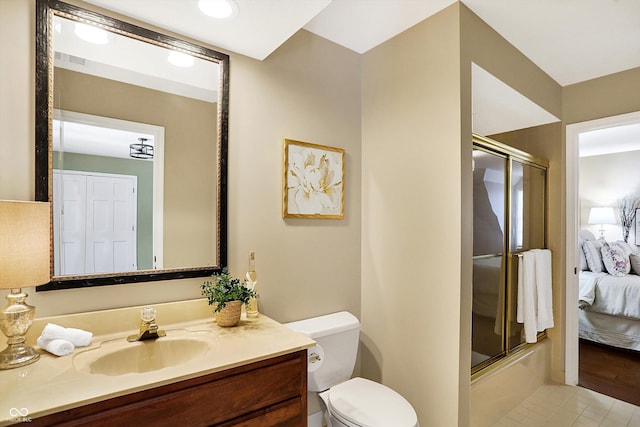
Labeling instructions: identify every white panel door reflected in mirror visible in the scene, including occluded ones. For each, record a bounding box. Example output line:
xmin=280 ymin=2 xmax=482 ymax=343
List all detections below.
xmin=52 ymin=111 xmax=165 ymax=276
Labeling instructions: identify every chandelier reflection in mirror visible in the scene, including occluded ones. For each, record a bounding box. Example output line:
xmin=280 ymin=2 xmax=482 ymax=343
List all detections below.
xmin=130 ymin=138 xmax=154 ymax=159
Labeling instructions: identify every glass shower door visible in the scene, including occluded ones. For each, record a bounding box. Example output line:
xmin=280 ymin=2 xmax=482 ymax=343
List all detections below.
xmin=471 ymin=148 xmax=507 ymax=369
xmin=471 ymin=135 xmax=549 ymax=373
xmin=507 ymin=160 xmax=547 ymax=350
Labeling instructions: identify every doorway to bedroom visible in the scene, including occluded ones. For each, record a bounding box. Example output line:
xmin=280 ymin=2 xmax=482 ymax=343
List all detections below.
xmin=566 ymin=110 xmax=640 ymax=406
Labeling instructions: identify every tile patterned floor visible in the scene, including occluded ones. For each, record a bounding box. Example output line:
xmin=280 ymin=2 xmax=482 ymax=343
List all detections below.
xmin=493 ymin=384 xmax=640 ymax=427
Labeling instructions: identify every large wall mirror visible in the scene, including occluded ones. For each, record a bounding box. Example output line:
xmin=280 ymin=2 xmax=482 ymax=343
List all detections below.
xmin=35 ymin=0 xmax=228 ymax=290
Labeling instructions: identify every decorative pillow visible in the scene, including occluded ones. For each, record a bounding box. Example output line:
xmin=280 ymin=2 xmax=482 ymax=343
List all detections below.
xmin=579 ymin=229 xmax=597 ymax=242
xmin=601 ymin=242 xmax=630 ymax=277
xmin=630 ymin=254 xmax=640 ymax=275
xmin=612 ymin=241 xmax=639 ymax=256
xmin=578 ymin=240 xmax=589 ymax=271
xmin=582 ymin=240 xmax=605 ymax=272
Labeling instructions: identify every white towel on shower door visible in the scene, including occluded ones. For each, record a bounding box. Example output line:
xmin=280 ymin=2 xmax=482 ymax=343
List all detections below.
xmin=532 ymin=249 xmax=554 ymax=331
xmin=517 ymin=251 xmax=538 ymax=343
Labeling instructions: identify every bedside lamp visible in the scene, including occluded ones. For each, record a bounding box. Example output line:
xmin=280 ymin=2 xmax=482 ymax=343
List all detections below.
xmin=0 ymin=201 xmax=50 ymax=369
xmin=588 ymin=206 xmax=617 ymax=239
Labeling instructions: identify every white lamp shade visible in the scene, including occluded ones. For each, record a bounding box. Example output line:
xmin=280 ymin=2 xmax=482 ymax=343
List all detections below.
xmin=0 ymin=201 xmax=51 ymax=289
xmin=588 ymin=206 xmax=617 ymax=225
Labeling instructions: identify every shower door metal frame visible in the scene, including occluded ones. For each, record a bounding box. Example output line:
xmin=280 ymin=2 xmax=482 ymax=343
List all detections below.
xmin=471 ymin=134 xmax=549 ymax=377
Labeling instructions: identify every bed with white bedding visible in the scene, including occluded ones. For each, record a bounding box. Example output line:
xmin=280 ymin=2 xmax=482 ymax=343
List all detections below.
xmin=578 ymin=271 xmax=640 ymax=350
xmin=578 ymin=229 xmax=640 ymax=351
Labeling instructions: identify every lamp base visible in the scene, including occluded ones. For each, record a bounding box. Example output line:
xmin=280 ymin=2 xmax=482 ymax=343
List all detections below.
xmin=0 ymin=343 xmax=40 ymax=369
xmin=598 ymin=226 xmax=606 ymax=239
xmin=0 ymin=289 xmax=40 ymax=370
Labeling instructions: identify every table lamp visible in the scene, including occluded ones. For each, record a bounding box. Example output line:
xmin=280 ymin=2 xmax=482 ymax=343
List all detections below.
xmin=0 ymin=201 xmax=50 ymax=369
xmin=588 ymin=206 xmax=616 ymax=239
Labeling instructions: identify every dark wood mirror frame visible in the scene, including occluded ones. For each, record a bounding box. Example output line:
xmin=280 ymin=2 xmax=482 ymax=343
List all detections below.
xmin=35 ymin=0 xmax=228 ymax=291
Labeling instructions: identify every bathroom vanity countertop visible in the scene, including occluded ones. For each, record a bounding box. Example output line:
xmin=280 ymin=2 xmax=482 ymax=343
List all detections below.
xmin=0 ymin=307 xmax=314 ymax=426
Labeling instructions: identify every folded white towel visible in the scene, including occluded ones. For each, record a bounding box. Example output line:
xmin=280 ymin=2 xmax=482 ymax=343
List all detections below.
xmin=37 ymin=336 xmax=74 ymax=357
xmin=40 ymin=323 xmax=92 ymax=347
xmin=65 ymin=327 xmax=93 ymax=347
xmin=41 ymin=323 xmax=67 ymax=340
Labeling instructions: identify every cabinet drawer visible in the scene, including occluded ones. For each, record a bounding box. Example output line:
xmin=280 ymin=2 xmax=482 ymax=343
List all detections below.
xmin=220 ymin=397 xmax=304 ymax=427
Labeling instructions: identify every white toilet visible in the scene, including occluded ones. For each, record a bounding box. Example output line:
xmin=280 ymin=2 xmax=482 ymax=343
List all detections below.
xmin=285 ymin=311 xmax=419 ymax=427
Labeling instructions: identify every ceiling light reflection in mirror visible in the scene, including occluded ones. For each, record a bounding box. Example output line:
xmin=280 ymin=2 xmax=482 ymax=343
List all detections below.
xmin=74 ymin=22 xmax=109 ymax=44
xmin=198 ymin=0 xmax=238 ymax=19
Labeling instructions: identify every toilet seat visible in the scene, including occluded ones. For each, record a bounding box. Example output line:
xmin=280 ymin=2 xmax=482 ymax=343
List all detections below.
xmin=326 ymin=377 xmax=418 ymax=427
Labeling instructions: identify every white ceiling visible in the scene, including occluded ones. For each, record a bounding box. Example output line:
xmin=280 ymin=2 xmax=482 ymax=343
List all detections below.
xmin=84 ymin=0 xmax=640 ymax=87
xmin=75 ymin=0 xmax=639 ymax=153
xmin=472 ymin=64 xmax=559 ymax=136
xmin=579 ymin=123 xmax=640 ymax=158
xmin=84 ymin=0 xmax=332 ymax=61
xmin=53 ymin=120 xmax=154 ymax=160
xmin=464 ymin=0 xmax=640 ymax=88
xmin=303 ymin=0 xmax=457 ymax=55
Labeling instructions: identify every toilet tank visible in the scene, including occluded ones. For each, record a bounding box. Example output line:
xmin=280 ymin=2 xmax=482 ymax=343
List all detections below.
xmin=285 ymin=311 xmax=360 ymax=392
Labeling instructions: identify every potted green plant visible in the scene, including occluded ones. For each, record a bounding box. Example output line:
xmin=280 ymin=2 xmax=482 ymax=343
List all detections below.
xmin=201 ymin=268 xmax=259 ymax=327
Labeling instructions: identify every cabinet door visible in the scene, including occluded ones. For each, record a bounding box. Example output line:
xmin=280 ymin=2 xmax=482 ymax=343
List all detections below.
xmin=31 ymin=351 xmax=307 ymax=427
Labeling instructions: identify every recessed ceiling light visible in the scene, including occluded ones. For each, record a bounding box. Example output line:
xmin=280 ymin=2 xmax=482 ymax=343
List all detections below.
xmin=74 ymin=23 xmax=108 ymax=44
xmin=168 ymin=51 xmax=195 ymax=68
xmin=198 ymin=0 xmax=238 ymax=19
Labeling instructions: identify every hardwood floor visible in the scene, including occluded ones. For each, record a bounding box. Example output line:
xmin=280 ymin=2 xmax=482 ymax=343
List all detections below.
xmin=579 ymin=339 xmax=640 ymax=407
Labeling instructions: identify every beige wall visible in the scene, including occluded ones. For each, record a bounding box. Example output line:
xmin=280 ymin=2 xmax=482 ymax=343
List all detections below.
xmin=564 ymin=67 xmax=640 ymax=125
xmin=0 ymin=0 xmax=34 ymax=201
xmin=360 ymin=5 xmax=564 ymax=425
xmin=228 ymin=30 xmax=362 ymax=322
xmin=460 ymin=3 xmax=565 ymax=423
xmin=460 ymin=8 xmax=562 ymax=122
xmin=0 ymin=1 xmax=362 ymax=325
xmin=361 ymin=4 xmax=463 ymax=425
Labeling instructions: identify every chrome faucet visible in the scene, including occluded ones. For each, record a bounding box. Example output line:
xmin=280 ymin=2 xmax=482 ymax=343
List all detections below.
xmin=127 ymin=306 xmax=166 ymax=342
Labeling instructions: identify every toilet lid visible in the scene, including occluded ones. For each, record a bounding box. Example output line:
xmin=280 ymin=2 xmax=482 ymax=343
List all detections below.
xmin=328 ymin=378 xmax=418 ymax=427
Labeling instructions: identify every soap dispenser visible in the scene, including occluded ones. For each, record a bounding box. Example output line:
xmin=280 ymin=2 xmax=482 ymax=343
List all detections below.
xmin=245 ymin=251 xmax=259 ymax=318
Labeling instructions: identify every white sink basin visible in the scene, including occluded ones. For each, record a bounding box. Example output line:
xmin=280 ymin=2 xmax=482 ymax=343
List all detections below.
xmin=73 ymin=335 xmax=213 ymax=376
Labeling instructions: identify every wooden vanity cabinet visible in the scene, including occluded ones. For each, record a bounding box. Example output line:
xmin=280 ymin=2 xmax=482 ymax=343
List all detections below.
xmin=32 ymin=350 xmax=308 ymax=427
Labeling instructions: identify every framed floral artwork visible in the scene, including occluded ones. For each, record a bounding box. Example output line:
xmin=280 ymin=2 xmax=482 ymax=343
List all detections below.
xmin=283 ymin=139 xmax=344 ymax=219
